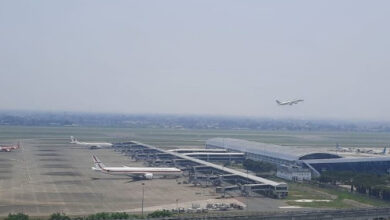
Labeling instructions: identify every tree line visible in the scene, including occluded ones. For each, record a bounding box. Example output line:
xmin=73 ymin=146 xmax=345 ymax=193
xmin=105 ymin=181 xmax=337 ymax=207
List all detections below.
xmin=317 ymin=171 xmax=390 ymax=201
xmin=4 ymin=211 xmax=173 ymax=220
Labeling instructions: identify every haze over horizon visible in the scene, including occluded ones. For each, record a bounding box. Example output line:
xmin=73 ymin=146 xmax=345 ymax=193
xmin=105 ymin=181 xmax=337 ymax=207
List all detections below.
xmin=1 ymin=1 xmax=389 ymax=120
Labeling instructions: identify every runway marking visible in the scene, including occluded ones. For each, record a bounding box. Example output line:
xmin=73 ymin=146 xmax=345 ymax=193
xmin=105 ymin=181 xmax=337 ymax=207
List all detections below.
xmin=21 ymin=141 xmax=41 ymax=214
xmin=21 ymin=144 xmax=32 ymax=183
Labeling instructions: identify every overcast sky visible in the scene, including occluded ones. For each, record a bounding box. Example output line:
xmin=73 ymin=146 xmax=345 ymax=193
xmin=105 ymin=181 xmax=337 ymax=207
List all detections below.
xmin=0 ymin=1 xmax=389 ymax=120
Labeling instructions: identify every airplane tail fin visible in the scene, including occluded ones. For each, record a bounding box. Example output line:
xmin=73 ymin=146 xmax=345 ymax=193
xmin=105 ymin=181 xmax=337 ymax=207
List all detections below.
xmin=92 ymin=155 xmax=105 ymax=170
xmin=70 ymin=136 xmax=77 ymax=144
xmin=383 ymin=147 xmax=387 ymax=155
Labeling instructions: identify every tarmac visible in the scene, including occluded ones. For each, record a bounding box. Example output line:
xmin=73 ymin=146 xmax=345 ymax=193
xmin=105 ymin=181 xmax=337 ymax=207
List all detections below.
xmin=0 ymin=138 xmax=219 ymax=216
xmin=0 ymin=138 xmax=292 ymax=216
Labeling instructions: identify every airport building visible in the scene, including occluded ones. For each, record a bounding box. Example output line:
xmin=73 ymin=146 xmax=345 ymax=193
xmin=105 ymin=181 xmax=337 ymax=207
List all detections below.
xmin=276 ymin=165 xmax=312 ymax=181
xmin=206 ymin=138 xmax=390 ymax=176
xmin=168 ymin=148 xmax=228 ymax=153
xmin=116 ymin=141 xmax=288 ymax=198
xmin=182 ymin=152 xmax=245 ymax=162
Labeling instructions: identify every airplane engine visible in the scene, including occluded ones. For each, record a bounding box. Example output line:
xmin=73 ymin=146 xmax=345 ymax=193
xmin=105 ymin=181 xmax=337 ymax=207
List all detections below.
xmin=144 ymin=173 xmax=153 ymax=180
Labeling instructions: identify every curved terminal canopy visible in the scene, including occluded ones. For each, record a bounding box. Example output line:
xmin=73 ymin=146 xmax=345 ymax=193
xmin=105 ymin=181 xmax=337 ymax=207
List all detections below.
xmin=206 ymin=138 xmax=344 ymax=163
xmin=299 ymin=153 xmax=342 ymax=160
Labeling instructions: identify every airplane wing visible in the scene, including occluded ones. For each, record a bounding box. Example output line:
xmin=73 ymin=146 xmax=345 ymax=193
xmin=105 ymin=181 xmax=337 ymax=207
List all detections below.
xmin=277 ymin=99 xmax=303 ymax=106
xmin=89 ymin=145 xmax=102 ymax=149
xmin=290 ymin=100 xmax=304 ymax=105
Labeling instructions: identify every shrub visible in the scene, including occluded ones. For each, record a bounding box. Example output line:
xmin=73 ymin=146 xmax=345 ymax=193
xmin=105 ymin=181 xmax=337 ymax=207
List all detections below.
xmin=49 ymin=212 xmax=71 ymax=220
xmin=110 ymin=212 xmax=130 ymax=219
xmin=85 ymin=214 xmax=96 ymax=220
xmin=85 ymin=213 xmax=112 ymax=220
xmin=80 ymin=212 xmax=140 ymax=220
xmin=147 ymin=210 xmax=172 ymax=218
xmin=5 ymin=213 xmax=29 ymax=220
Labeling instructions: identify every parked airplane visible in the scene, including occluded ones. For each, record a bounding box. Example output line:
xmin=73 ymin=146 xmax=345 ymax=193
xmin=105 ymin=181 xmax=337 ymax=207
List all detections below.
xmin=0 ymin=142 xmax=20 ymax=152
xmin=376 ymin=147 xmax=388 ymax=155
xmin=276 ymin=99 xmax=304 ymax=105
xmin=334 ymin=143 xmax=353 ymax=152
xmin=70 ymin=136 xmax=112 ymax=149
xmin=357 ymin=147 xmax=388 ymax=155
xmin=92 ymin=155 xmax=182 ymax=179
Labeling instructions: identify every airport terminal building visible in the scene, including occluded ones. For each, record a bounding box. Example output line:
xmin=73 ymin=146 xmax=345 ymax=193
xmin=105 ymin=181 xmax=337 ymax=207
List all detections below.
xmin=206 ymin=138 xmax=390 ymax=176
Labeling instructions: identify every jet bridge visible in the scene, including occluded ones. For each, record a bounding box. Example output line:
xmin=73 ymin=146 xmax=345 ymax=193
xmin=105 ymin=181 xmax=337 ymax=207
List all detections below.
xmin=115 ymin=141 xmax=288 ymax=198
xmin=168 ymin=148 xmax=228 ymax=154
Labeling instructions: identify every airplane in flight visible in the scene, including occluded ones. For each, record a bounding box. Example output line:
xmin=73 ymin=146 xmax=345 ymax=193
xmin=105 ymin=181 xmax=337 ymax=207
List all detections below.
xmin=0 ymin=142 xmax=20 ymax=152
xmin=276 ymin=99 xmax=304 ymax=106
xmin=70 ymin=136 xmax=113 ymax=149
xmin=91 ymin=155 xmax=182 ymax=179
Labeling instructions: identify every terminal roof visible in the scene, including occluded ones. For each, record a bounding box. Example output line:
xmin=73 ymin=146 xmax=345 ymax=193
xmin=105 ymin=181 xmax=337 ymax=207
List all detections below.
xmin=206 ymin=138 xmax=341 ymax=161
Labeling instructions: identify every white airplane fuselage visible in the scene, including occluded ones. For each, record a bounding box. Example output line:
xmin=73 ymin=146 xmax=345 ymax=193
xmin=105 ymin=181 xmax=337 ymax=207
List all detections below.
xmin=70 ymin=136 xmax=112 ymax=148
xmin=74 ymin=141 xmax=112 ymax=148
xmin=92 ymin=166 xmax=182 ymax=176
xmin=276 ymin=99 xmax=304 ymax=105
xmin=92 ymin=156 xmax=182 ymax=179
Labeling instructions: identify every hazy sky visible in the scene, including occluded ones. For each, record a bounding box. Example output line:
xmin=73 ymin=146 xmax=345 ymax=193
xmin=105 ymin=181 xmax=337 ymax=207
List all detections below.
xmin=1 ymin=1 xmax=389 ymax=120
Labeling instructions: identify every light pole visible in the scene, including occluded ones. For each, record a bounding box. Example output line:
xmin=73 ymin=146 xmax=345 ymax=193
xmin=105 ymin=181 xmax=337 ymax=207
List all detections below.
xmin=141 ymin=183 xmax=145 ymax=217
xmin=176 ymin=199 xmax=179 ymax=210
xmin=245 ymin=169 xmax=249 ymax=211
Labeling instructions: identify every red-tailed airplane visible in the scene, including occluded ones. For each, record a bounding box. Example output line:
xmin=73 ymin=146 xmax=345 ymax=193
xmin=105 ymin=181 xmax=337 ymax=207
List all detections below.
xmin=0 ymin=142 xmax=20 ymax=152
xmin=92 ymin=155 xmax=182 ymax=180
